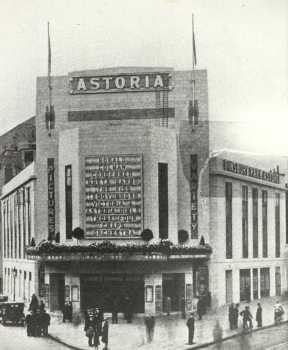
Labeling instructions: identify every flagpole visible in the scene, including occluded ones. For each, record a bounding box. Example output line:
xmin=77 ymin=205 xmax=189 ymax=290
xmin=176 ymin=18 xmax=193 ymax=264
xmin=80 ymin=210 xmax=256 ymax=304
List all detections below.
xmin=48 ymin=21 xmax=52 ymax=110
xmin=192 ymin=14 xmax=196 ymax=127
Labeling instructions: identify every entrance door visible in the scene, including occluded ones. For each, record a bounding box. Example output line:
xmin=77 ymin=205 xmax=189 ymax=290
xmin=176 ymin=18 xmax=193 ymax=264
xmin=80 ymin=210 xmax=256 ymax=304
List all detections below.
xmin=225 ymin=270 xmax=233 ymax=304
xmin=80 ymin=275 xmax=144 ymax=313
xmin=162 ymin=273 xmax=185 ymax=312
xmin=49 ymin=273 xmax=65 ymax=311
xmin=253 ymin=269 xmax=258 ymax=300
xmin=240 ymin=269 xmax=251 ymax=302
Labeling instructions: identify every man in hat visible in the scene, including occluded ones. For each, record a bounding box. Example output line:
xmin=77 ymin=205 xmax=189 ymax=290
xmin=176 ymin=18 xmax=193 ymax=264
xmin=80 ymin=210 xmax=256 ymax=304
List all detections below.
xmin=186 ymin=312 xmax=195 ymax=345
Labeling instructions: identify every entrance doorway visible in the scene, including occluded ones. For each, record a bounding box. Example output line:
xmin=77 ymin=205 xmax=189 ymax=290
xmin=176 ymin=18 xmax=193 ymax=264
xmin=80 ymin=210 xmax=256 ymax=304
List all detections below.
xmin=49 ymin=273 xmax=65 ymax=311
xmin=80 ymin=274 xmax=144 ymax=313
xmin=162 ymin=273 xmax=185 ymax=312
xmin=240 ymin=269 xmax=251 ymax=302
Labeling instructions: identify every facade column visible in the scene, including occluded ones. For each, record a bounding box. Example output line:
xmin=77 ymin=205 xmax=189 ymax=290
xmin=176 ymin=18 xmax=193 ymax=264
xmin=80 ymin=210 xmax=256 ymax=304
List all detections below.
xmin=233 ymin=267 xmax=240 ymax=304
xmin=144 ymin=274 xmax=162 ymax=315
xmin=65 ymin=274 xmax=81 ymax=315
xmin=270 ymin=266 xmax=276 ymax=297
xmin=257 ymin=268 xmax=261 ymax=299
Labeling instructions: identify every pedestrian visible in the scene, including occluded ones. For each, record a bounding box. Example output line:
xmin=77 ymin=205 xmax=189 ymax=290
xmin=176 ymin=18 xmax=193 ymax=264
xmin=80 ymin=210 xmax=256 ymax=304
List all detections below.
xmin=166 ymin=296 xmax=172 ymax=316
xmin=39 ymin=300 xmax=45 ymax=313
xmin=228 ymin=303 xmax=234 ymax=330
xmin=28 ymin=294 xmax=39 ymax=313
xmin=25 ymin=311 xmax=32 ymax=336
xmin=41 ymin=309 xmax=51 ymax=336
xmin=233 ymin=303 xmax=239 ymax=329
xmin=180 ymin=297 xmax=186 ymax=319
xmin=85 ymin=314 xmax=96 ymax=347
xmin=30 ymin=310 xmax=37 ymax=337
xmin=256 ymin=303 xmax=262 ymax=327
xmin=111 ymin=296 xmax=119 ymax=324
xmin=101 ymin=318 xmax=109 ymax=350
xmin=213 ymin=319 xmax=223 ymax=349
xmin=197 ymin=297 xmax=204 ymax=320
xmin=144 ymin=314 xmax=155 ymax=343
xmin=124 ymin=296 xmax=133 ymax=323
xmin=240 ymin=306 xmax=253 ymax=331
xmin=94 ymin=307 xmax=102 ymax=348
xmin=186 ymin=312 xmax=195 ymax=345
xmin=63 ymin=299 xmax=73 ymax=322
xmin=274 ymin=300 xmax=284 ymax=323
xmin=34 ymin=309 xmax=42 ymax=337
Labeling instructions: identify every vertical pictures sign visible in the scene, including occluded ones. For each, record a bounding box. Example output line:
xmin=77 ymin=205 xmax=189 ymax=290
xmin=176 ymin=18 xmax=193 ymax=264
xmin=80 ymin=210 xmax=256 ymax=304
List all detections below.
xmin=190 ymin=155 xmax=198 ymax=238
xmin=47 ymin=158 xmax=55 ymax=239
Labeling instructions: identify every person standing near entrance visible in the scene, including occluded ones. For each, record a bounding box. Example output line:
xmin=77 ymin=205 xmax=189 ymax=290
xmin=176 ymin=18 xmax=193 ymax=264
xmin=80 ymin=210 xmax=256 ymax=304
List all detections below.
xmin=144 ymin=314 xmax=155 ymax=343
xmin=166 ymin=296 xmax=172 ymax=316
xmin=256 ymin=303 xmax=262 ymax=327
xmin=186 ymin=312 xmax=195 ymax=345
xmin=228 ymin=303 xmax=234 ymax=330
xmin=111 ymin=297 xmax=119 ymax=324
xmin=101 ymin=318 xmax=109 ymax=350
xmin=84 ymin=314 xmax=96 ymax=347
xmin=180 ymin=297 xmax=186 ymax=319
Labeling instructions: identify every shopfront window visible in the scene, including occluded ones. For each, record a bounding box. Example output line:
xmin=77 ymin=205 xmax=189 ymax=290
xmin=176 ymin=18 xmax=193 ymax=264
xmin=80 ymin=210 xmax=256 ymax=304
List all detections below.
xmin=225 ymin=182 xmax=232 ymax=259
xmin=262 ymin=191 xmax=268 ymax=257
xmin=275 ymin=193 xmax=280 ymax=258
xmin=252 ymin=188 xmax=258 ymax=258
xmin=242 ymin=186 xmax=249 ymax=258
xmin=260 ymin=268 xmax=270 ymax=297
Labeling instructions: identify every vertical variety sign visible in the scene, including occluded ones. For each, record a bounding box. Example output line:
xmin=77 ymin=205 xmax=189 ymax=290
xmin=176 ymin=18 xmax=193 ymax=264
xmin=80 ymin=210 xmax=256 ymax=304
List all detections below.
xmin=190 ymin=155 xmax=198 ymax=238
xmin=47 ymin=158 xmax=55 ymax=239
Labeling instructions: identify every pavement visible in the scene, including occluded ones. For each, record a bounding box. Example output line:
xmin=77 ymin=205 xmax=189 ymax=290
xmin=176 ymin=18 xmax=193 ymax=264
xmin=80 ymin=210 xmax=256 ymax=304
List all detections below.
xmin=47 ymin=296 xmax=288 ymax=350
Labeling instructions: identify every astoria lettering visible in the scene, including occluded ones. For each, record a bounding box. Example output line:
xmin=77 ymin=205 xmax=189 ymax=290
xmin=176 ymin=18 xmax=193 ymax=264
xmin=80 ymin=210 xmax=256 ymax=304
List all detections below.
xmin=70 ymin=73 xmax=170 ymax=94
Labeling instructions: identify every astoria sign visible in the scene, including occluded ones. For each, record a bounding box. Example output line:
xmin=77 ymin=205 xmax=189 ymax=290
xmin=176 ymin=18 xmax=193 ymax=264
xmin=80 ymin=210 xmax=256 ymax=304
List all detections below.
xmin=69 ymin=72 xmax=170 ymax=94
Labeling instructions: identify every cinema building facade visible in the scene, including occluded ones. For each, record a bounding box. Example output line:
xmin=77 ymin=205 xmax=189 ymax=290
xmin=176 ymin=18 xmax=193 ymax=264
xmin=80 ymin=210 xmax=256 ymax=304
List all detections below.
xmin=1 ymin=66 xmax=288 ymax=315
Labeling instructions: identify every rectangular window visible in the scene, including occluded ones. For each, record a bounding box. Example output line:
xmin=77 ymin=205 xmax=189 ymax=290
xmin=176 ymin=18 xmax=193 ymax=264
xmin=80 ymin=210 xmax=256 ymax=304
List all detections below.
xmin=242 ymin=186 xmax=249 ymax=258
xmin=225 ymin=270 xmax=233 ymax=304
xmin=275 ymin=267 xmax=281 ymax=296
xmin=260 ymin=268 xmax=270 ymax=297
xmin=158 ymin=163 xmax=168 ymax=239
xmin=26 ymin=187 xmax=31 ymax=246
xmin=252 ymin=188 xmax=258 ymax=258
xmin=262 ymin=191 xmax=268 ymax=257
xmin=3 ymin=205 xmax=6 ymax=258
xmin=253 ymin=268 xmax=258 ymax=299
xmin=65 ymin=165 xmax=73 ymax=239
xmin=240 ymin=269 xmax=251 ymax=302
xmin=275 ymin=193 xmax=280 ymax=258
xmin=225 ymin=182 xmax=233 ymax=258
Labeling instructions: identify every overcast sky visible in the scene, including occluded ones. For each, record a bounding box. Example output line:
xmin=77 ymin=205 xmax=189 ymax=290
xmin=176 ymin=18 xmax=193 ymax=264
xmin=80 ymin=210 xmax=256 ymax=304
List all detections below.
xmin=0 ymin=0 xmax=287 ymax=154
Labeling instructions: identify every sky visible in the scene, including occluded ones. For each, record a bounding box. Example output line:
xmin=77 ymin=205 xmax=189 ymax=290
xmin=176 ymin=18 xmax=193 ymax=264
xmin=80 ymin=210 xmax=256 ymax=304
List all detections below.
xmin=0 ymin=0 xmax=287 ymax=154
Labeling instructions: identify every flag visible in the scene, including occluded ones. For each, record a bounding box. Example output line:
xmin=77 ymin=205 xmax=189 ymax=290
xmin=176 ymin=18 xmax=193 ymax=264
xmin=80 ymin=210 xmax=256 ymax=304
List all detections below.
xmin=192 ymin=14 xmax=197 ymax=67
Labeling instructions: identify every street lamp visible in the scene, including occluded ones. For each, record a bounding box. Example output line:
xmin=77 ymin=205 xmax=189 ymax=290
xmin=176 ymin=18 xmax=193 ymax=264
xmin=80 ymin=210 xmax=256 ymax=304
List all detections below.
xmin=12 ymin=267 xmax=17 ymax=301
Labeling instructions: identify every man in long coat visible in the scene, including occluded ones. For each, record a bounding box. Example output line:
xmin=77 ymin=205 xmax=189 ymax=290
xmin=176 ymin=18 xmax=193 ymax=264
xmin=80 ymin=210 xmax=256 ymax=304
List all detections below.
xmin=186 ymin=312 xmax=195 ymax=345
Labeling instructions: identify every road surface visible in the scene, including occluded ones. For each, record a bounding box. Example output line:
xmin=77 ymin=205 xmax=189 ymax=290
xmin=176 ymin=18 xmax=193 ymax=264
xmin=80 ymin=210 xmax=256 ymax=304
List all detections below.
xmin=204 ymin=322 xmax=288 ymax=350
xmin=0 ymin=324 xmax=69 ymax=350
